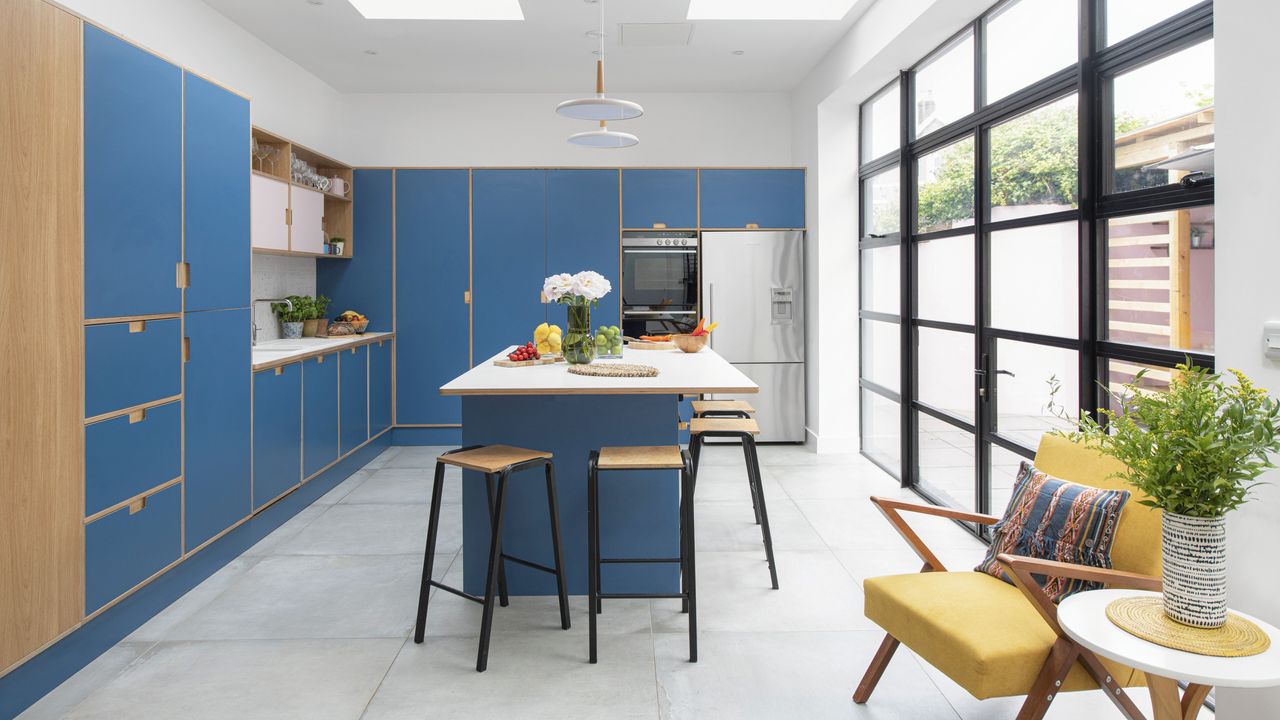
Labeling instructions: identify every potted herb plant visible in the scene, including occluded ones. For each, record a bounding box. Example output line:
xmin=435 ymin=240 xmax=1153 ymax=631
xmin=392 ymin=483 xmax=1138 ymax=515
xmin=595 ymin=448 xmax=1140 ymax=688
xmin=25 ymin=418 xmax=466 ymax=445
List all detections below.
xmin=272 ymin=295 xmax=307 ymax=339
xmin=313 ymin=295 xmax=331 ymax=336
xmin=1051 ymin=363 xmax=1280 ymax=628
xmin=329 ymin=237 xmax=346 ymax=256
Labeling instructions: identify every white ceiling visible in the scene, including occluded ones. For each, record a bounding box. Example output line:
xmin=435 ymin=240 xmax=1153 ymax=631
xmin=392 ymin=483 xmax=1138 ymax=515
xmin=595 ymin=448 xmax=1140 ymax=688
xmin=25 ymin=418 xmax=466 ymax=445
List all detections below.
xmin=200 ymin=0 xmax=874 ymax=93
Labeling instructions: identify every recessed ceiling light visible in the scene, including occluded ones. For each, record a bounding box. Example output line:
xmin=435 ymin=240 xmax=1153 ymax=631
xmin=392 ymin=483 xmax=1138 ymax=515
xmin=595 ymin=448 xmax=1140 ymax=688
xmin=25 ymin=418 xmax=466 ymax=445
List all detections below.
xmin=347 ymin=0 xmax=524 ymax=20
xmin=363 ymin=49 xmax=379 ymax=55
xmin=732 ymin=50 xmax=745 ymax=55
xmin=686 ymin=0 xmax=857 ymax=21
xmin=306 ymin=0 xmax=324 ymax=6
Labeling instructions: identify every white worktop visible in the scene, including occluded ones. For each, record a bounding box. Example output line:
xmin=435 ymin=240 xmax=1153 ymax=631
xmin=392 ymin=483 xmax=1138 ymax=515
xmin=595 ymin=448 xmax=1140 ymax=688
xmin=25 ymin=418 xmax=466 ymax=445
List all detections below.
xmin=252 ymin=332 xmax=394 ymax=371
xmin=440 ymin=346 xmax=759 ymax=396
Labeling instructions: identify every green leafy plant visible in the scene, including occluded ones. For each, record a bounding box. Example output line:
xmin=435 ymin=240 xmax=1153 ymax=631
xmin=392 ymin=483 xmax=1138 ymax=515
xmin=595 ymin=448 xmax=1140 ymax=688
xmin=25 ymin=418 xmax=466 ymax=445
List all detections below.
xmin=1048 ymin=363 xmax=1280 ymax=517
xmin=313 ymin=295 xmax=331 ymax=320
xmin=272 ymin=295 xmax=309 ymax=323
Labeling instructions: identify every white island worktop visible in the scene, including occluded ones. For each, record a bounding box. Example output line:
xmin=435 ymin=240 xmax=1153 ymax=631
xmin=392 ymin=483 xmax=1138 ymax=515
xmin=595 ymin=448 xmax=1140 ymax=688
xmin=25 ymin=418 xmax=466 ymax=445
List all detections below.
xmin=440 ymin=346 xmax=758 ymax=396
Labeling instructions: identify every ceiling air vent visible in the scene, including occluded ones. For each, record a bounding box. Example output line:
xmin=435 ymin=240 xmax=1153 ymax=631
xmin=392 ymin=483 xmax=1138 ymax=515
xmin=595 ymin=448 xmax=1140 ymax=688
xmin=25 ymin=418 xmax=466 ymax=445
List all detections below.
xmin=618 ymin=23 xmax=694 ymax=47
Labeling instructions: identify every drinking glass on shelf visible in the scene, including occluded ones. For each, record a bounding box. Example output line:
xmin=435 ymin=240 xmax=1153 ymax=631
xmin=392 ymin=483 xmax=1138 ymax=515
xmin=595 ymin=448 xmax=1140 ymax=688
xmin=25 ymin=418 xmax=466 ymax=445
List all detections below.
xmin=252 ymin=139 xmax=269 ymax=172
xmin=264 ymin=146 xmax=280 ymax=175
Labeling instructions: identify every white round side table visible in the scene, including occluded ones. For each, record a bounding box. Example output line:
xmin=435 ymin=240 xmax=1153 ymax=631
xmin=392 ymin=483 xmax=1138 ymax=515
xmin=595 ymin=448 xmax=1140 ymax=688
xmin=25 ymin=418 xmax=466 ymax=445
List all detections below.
xmin=1058 ymin=589 xmax=1280 ymax=720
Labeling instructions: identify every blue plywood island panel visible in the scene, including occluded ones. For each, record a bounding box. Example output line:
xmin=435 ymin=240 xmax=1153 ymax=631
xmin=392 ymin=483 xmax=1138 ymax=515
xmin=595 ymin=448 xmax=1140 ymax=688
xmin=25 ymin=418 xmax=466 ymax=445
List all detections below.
xmin=317 ymin=169 xmax=394 ymax=332
xmin=461 ymin=394 xmax=680 ymax=596
xmin=621 ymin=169 xmax=698 ymax=229
xmin=547 ymin=169 xmax=621 ymax=330
xmin=471 ymin=170 xmax=547 ymax=362
xmin=699 ymin=168 xmax=805 ymax=229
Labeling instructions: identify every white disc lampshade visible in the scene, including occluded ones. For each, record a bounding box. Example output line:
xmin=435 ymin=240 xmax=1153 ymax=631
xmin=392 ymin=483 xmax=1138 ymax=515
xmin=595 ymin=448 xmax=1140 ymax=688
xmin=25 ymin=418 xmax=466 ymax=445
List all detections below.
xmin=556 ymin=95 xmax=644 ymax=121
xmin=567 ymin=127 xmax=639 ymax=148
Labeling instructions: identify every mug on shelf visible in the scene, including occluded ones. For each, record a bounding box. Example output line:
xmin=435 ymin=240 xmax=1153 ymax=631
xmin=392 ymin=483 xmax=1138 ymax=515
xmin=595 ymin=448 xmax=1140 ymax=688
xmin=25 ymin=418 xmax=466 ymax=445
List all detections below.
xmin=329 ymin=177 xmax=347 ymax=197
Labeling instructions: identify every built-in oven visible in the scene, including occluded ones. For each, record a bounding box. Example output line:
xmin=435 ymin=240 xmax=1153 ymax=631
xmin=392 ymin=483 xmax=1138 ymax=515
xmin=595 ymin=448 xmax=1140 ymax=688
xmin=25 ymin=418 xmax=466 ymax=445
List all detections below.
xmin=621 ymin=231 xmax=699 ymax=338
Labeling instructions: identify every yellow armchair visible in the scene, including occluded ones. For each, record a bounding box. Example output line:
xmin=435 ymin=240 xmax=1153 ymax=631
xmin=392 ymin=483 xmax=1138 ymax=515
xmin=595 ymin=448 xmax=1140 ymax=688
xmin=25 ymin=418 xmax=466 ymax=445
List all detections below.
xmin=853 ymin=435 xmax=1164 ymax=720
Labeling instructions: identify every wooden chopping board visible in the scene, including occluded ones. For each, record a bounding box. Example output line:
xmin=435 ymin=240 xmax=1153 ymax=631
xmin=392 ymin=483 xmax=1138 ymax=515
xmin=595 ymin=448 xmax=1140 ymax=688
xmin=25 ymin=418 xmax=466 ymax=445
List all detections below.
xmin=492 ymin=357 xmax=558 ymax=368
xmin=627 ymin=340 xmax=676 ymax=350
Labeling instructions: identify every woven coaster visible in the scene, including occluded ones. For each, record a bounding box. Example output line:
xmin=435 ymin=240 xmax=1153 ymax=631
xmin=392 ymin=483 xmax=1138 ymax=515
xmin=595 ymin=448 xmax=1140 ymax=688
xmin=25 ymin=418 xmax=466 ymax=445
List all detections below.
xmin=1105 ymin=596 xmax=1271 ymax=657
xmin=567 ymin=363 xmax=659 ymax=378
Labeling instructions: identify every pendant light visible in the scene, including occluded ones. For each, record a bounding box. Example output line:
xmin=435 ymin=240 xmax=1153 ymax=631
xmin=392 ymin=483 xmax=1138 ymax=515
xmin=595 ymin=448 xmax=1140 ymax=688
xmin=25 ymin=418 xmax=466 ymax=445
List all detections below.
xmin=558 ymin=0 xmax=642 ymax=147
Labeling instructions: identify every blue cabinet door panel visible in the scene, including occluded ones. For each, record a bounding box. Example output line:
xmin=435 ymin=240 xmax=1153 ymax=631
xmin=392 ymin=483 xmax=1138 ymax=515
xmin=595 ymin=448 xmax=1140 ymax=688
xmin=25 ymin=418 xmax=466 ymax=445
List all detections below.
xmin=340 ymin=345 xmax=369 ymax=454
xmin=184 ymin=308 xmax=251 ymax=548
xmin=547 ymin=170 xmax=621 ymax=330
xmin=621 ymin=169 xmax=697 ymax=229
xmin=253 ymin=363 xmax=302 ymax=509
xmin=85 ymin=400 xmax=181 ymax=517
xmin=184 ymin=72 xmax=249 ymax=312
xmin=317 ymin=169 xmax=394 ymax=332
xmin=472 ymin=170 xmax=547 ymax=362
xmin=370 ymin=340 xmax=392 ymax=436
xmin=83 ymin=25 xmax=182 ymax=319
xmin=85 ymin=482 xmax=182 ymax=613
xmin=699 ymin=169 xmax=805 ymax=229
xmin=303 ymin=353 xmax=340 ymax=478
xmin=85 ymin=319 xmax=182 ymax=417
xmin=394 ymin=169 xmax=469 ymax=425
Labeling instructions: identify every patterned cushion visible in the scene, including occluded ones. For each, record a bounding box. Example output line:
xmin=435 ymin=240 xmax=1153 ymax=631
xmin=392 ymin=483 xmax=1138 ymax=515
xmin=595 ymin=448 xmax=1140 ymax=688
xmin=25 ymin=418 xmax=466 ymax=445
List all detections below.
xmin=976 ymin=461 xmax=1130 ymax=603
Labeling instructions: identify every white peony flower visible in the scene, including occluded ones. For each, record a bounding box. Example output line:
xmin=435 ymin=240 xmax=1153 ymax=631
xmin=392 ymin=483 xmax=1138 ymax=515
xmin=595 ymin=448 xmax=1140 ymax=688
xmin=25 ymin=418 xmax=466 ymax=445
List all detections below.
xmin=571 ymin=270 xmax=612 ymax=301
xmin=542 ymin=273 xmax=575 ymax=301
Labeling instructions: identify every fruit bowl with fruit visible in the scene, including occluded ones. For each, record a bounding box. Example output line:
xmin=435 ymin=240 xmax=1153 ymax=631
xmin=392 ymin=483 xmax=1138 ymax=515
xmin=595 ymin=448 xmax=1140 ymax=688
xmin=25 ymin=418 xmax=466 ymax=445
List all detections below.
xmin=595 ymin=325 xmax=623 ymax=358
xmin=533 ymin=322 xmax=563 ymax=357
xmin=331 ymin=310 xmax=369 ymax=334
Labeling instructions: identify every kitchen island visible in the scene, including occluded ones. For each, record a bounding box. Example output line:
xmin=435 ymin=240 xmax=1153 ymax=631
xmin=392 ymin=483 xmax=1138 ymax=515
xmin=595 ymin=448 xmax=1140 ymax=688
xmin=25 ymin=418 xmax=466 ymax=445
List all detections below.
xmin=441 ymin=346 xmax=757 ymax=595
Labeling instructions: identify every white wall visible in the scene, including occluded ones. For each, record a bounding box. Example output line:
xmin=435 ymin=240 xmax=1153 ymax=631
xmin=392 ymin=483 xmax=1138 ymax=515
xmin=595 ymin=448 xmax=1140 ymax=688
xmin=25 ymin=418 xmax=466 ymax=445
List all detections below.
xmin=1213 ymin=0 xmax=1280 ymax=715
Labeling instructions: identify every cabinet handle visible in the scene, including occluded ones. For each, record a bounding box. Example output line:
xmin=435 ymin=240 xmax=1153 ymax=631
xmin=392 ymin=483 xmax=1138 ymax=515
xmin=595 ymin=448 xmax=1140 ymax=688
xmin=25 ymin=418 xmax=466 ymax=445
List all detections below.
xmin=653 ymin=222 xmax=667 ymax=229
xmin=464 ymin=290 xmax=472 ymax=305
xmin=285 ymin=208 xmax=292 ymax=226
xmin=182 ymin=337 xmax=191 ymax=362
xmin=129 ymin=408 xmax=146 ymax=424
xmin=746 ymin=223 xmax=759 ymax=229
xmin=129 ymin=320 xmax=146 ymax=333
xmin=176 ymin=262 xmax=190 ymax=289
xmin=128 ymin=497 xmax=147 ymax=514
xmin=317 ymin=354 xmax=325 ymax=364
xmin=275 ymin=366 xmax=284 ymax=376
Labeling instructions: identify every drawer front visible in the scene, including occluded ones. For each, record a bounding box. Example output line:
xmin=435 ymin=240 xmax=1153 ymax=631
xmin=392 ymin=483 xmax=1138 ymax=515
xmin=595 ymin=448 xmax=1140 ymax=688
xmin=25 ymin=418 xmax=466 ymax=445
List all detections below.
xmin=303 ymin=354 xmax=340 ymax=478
xmin=85 ymin=400 xmax=181 ymax=517
xmin=85 ymin=482 xmax=182 ymax=614
xmin=253 ymin=363 xmax=302 ymax=509
xmin=85 ymin=318 xmax=182 ymax=418
xmin=339 ymin=344 xmax=369 ymax=454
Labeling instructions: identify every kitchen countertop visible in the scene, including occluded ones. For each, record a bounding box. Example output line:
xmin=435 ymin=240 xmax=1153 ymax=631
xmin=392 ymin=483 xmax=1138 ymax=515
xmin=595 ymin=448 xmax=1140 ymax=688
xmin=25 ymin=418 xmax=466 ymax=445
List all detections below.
xmin=440 ymin=346 xmax=758 ymax=396
xmin=252 ymin=332 xmax=394 ymax=371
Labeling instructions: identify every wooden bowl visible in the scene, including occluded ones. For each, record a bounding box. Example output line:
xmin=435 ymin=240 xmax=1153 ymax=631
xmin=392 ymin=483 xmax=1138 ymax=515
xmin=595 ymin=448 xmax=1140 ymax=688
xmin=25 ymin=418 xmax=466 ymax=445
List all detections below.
xmin=671 ymin=333 xmax=708 ymax=353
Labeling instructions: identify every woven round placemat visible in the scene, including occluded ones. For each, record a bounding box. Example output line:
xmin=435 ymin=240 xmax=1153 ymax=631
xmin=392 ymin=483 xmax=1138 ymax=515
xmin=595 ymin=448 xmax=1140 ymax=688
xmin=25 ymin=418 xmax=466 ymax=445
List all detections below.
xmin=567 ymin=362 xmax=659 ymax=378
xmin=1105 ymin=596 xmax=1271 ymax=657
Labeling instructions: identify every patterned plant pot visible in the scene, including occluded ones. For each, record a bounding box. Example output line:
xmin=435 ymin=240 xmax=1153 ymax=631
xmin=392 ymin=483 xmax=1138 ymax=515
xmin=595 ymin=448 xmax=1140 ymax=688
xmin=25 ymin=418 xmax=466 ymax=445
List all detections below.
xmin=281 ymin=321 xmax=304 ymax=340
xmin=1161 ymin=512 xmax=1227 ymax=628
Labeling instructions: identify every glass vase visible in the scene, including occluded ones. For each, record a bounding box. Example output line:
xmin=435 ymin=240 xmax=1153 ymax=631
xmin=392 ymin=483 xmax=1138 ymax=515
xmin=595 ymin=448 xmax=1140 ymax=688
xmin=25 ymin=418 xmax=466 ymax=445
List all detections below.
xmin=563 ymin=303 xmax=595 ymax=365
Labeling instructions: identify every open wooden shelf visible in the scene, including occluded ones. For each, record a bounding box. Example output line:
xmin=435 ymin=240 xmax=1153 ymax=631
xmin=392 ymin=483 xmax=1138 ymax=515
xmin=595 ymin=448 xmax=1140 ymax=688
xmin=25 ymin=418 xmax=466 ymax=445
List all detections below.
xmin=251 ymin=126 xmax=354 ymax=259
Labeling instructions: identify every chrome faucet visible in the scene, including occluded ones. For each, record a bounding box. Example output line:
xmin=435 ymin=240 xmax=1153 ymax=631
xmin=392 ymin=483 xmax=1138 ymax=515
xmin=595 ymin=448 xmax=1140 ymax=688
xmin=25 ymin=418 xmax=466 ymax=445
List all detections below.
xmin=251 ymin=298 xmax=292 ymax=346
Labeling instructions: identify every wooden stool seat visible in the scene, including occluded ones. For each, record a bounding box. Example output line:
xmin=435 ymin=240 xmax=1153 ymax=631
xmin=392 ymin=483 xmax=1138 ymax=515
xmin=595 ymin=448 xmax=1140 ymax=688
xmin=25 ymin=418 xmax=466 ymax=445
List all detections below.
xmin=689 ymin=417 xmax=761 ymax=436
xmin=437 ymin=444 xmax=552 ymax=473
xmin=692 ymin=399 xmax=756 ymax=415
xmin=598 ymin=445 xmax=686 ymax=470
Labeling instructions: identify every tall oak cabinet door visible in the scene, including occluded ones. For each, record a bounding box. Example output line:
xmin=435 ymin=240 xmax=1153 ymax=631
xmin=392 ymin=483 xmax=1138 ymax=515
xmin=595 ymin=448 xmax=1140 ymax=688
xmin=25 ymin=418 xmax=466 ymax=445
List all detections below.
xmin=251 ymin=174 xmax=290 ymax=252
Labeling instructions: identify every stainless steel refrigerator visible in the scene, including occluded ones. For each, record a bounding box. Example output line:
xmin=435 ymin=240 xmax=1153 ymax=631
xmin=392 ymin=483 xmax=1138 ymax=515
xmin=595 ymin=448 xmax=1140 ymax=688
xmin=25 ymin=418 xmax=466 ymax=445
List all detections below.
xmin=700 ymin=231 xmax=805 ymax=442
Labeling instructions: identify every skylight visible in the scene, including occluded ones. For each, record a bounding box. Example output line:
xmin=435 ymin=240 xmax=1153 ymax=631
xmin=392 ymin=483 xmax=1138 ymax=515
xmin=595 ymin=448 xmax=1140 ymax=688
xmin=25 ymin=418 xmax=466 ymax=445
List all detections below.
xmin=348 ymin=0 xmax=524 ymax=20
xmin=686 ymin=0 xmax=857 ymax=21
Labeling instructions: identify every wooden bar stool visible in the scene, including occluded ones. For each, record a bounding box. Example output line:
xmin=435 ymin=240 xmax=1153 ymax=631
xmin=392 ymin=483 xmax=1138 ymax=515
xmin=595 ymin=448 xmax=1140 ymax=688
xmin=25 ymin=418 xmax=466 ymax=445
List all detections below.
xmin=688 ymin=418 xmax=779 ymax=590
xmin=412 ymin=444 xmax=571 ymax=672
xmin=587 ymin=445 xmax=697 ymax=663
xmin=692 ymin=399 xmax=756 ymax=419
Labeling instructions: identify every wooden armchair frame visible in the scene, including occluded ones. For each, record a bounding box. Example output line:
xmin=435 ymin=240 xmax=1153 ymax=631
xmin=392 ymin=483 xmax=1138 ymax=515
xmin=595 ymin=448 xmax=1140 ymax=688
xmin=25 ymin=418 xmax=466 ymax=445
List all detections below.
xmin=853 ymin=496 xmax=1163 ymax=720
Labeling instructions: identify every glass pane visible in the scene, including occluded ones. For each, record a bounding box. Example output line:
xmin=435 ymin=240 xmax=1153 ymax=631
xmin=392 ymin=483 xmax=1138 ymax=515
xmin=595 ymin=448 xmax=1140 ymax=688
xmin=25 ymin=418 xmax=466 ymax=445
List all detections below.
xmin=990 ymin=222 xmax=1078 ymax=337
xmin=863 ymin=167 xmax=901 ymax=237
xmin=1101 ymin=358 xmax=1175 ymax=415
xmin=862 ymin=82 xmax=901 ymax=163
xmin=917 ymin=412 xmax=976 ymax=512
xmin=860 ymin=245 xmax=900 ymax=314
xmin=917 ymin=327 xmax=975 ymax=422
xmin=861 ymin=319 xmax=901 ymax=393
xmin=917 ymin=136 xmax=975 ymax=233
xmin=1107 ymin=0 xmax=1203 ymax=46
xmin=990 ymin=443 xmax=1033 ymax=516
xmin=993 ymin=339 xmax=1079 ymax=448
xmin=1112 ymin=39 xmax=1214 ymax=193
xmin=984 ymin=0 xmax=1078 ymax=103
xmin=917 ymin=234 xmax=974 ymax=325
xmin=1105 ymin=206 xmax=1214 ymax=352
xmin=861 ymin=390 xmax=902 ymax=476
xmin=990 ymin=94 xmax=1078 ymax=217
xmin=913 ymin=31 xmax=974 ymax=138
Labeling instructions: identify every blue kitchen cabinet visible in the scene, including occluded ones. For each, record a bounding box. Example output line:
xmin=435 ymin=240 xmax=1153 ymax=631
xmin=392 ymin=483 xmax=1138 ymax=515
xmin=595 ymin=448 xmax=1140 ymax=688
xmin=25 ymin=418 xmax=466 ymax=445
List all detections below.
xmin=370 ymin=339 xmax=392 ymax=436
xmin=699 ymin=169 xmax=805 ymax=229
xmin=340 ymin=344 xmax=369 ymax=454
xmin=184 ymin=308 xmax=251 ymax=548
xmin=85 ymin=400 xmax=181 ymax=518
xmin=317 ymin=169 xmax=394 ymax=331
xmin=85 ymin=318 xmax=182 ymax=418
xmin=394 ymin=169 xmax=469 ymax=425
xmin=472 ymin=170 xmax=547 ymax=362
xmin=547 ymin=170 xmax=621 ymax=329
xmin=252 ymin=363 xmax=302 ymax=510
xmin=621 ymin=169 xmax=697 ymax=229
xmin=303 ymin=353 xmax=340 ymax=478
xmin=183 ymin=72 xmax=250 ymax=313
xmin=83 ymin=25 xmax=182 ymax=320
xmin=85 ymin=482 xmax=182 ymax=613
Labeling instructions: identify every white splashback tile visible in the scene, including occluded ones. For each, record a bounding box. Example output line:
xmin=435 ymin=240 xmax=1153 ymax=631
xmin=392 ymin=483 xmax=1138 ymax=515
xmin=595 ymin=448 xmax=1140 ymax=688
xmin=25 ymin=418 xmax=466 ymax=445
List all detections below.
xmin=250 ymin=254 xmax=316 ymax=342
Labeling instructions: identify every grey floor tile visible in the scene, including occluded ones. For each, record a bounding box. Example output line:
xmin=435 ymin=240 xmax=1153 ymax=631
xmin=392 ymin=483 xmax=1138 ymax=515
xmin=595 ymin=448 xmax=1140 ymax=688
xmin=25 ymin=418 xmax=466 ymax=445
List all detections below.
xmin=655 ymin=630 xmax=960 ymax=720
xmin=693 ymin=498 xmax=827 ymax=552
xmin=755 ymin=443 xmax=869 ymax=467
xmin=341 ymin=466 xmax=461 ymax=506
xmin=361 ymin=632 xmax=658 ymax=720
xmin=243 ymin=504 xmax=330 ymax=557
xmin=273 ymin=503 xmax=453 ymax=556
xmin=126 ymin=557 xmax=261 ymax=642
xmin=65 ymin=638 xmax=403 ymax=720
xmin=384 ymin=445 xmax=455 ymax=469
xmin=315 ymin=469 xmax=374 ymax=505
xmin=769 ymin=463 xmax=912 ymax=501
xmin=18 ymin=642 xmax=151 ymax=720
xmin=690 ymin=461 xmax=785 ymax=503
xmin=362 ymin=446 xmax=403 ymax=470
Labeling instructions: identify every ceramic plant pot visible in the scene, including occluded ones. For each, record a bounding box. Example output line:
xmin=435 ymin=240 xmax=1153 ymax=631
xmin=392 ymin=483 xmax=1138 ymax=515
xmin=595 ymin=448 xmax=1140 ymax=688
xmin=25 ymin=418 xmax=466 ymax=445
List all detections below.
xmin=302 ymin=319 xmax=319 ymax=337
xmin=1161 ymin=511 xmax=1227 ymax=628
xmin=282 ymin=321 xmax=304 ymax=340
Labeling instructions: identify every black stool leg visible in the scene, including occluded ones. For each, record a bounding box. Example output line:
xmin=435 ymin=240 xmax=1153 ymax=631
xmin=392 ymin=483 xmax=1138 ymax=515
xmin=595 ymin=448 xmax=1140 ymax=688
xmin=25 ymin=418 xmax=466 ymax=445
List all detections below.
xmin=743 ymin=436 xmax=779 ymax=590
xmin=587 ymin=453 xmax=600 ymax=664
xmin=681 ymin=451 xmax=698 ymax=662
xmin=679 ymin=477 xmax=689 ymax=614
xmin=689 ymin=433 xmax=703 ymax=480
xmin=484 ymin=473 xmax=510 ymax=608
xmin=543 ymin=460 xmax=571 ymax=630
xmin=413 ymin=461 xmax=448 ymax=644
xmin=476 ymin=471 xmax=510 ymax=672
